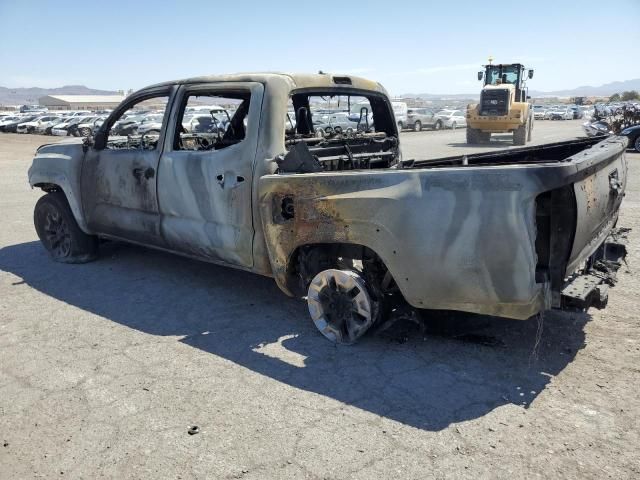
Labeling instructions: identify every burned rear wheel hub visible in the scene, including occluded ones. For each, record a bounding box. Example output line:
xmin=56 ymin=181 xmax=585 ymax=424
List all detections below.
xmin=307 ymin=269 xmax=374 ymax=344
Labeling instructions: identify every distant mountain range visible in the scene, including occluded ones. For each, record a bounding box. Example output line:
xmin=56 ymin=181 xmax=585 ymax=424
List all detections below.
xmin=401 ymin=78 xmax=640 ymax=100
xmin=0 ymin=85 xmax=120 ymax=106
xmin=2 ymin=78 xmax=639 ymax=106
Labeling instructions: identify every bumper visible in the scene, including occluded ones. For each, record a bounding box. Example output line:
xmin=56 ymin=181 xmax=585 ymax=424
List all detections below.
xmin=467 ymin=115 xmax=523 ymax=132
xmin=51 ymin=129 xmax=68 ymax=136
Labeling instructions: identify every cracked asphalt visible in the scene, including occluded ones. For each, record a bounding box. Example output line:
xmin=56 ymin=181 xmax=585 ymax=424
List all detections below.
xmin=1 ymin=126 xmax=639 ymax=479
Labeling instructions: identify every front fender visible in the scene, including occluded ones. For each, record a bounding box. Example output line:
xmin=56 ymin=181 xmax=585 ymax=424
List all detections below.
xmin=28 ymin=141 xmax=91 ymax=233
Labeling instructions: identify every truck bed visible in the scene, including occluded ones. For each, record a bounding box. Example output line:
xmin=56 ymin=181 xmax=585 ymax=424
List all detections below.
xmin=260 ymin=136 xmax=628 ymax=319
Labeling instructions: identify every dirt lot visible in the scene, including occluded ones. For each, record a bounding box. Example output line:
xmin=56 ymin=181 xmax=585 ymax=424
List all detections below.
xmin=1 ymin=126 xmax=639 ymax=479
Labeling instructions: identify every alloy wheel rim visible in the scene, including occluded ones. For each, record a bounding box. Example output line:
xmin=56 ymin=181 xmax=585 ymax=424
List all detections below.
xmin=307 ymin=269 xmax=373 ymax=344
xmin=43 ymin=209 xmax=71 ymax=258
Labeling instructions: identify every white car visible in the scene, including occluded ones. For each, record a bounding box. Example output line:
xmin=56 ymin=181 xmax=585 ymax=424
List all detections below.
xmin=135 ymin=114 xmax=165 ymax=135
xmin=547 ymin=106 xmax=573 ymax=120
xmin=532 ymin=105 xmax=548 ymax=120
xmin=16 ymin=115 xmax=62 ymax=134
xmin=75 ymin=117 xmax=106 ymax=137
xmin=435 ymin=109 xmax=467 ymax=129
xmin=51 ymin=116 xmax=93 ymax=136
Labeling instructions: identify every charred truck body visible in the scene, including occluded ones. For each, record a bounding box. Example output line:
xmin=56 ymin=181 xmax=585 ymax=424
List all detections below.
xmin=28 ymin=73 xmax=628 ymax=344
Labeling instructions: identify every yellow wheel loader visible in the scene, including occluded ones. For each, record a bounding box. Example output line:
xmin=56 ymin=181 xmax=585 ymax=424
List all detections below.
xmin=466 ymin=62 xmax=534 ymax=145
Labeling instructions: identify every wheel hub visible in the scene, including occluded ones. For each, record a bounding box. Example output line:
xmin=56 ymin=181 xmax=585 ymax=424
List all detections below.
xmin=307 ymin=269 xmax=374 ymax=344
xmin=43 ymin=210 xmax=71 ymax=258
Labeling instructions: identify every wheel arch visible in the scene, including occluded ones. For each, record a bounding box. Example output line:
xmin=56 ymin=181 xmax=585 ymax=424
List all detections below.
xmin=281 ymin=242 xmax=399 ymax=301
xmin=31 ymin=179 xmax=90 ymax=234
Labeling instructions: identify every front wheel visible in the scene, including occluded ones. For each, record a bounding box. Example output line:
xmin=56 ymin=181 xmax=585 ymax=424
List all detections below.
xmin=635 ymin=136 xmax=640 ymax=153
xmin=413 ymin=121 xmax=422 ymax=132
xmin=34 ymin=192 xmax=98 ymax=263
xmin=513 ymin=122 xmax=528 ymax=145
xmin=397 ymin=121 xmax=404 ymax=132
xmin=433 ymin=120 xmax=443 ymax=130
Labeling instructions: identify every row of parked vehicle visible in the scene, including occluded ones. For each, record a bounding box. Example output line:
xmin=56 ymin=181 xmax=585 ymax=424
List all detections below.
xmin=531 ymin=104 xmax=594 ymax=121
xmin=0 ymin=106 xmax=252 ymax=139
xmin=0 ymin=111 xmax=110 ymax=136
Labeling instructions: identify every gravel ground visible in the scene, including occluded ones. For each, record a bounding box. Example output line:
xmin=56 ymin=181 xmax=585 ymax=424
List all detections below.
xmin=1 ymin=125 xmax=639 ymax=479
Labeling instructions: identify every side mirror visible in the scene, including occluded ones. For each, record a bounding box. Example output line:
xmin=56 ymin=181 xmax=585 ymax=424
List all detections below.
xmin=93 ymin=130 xmax=106 ymax=150
xmin=528 ymin=69 xmax=534 ymax=79
xmin=477 ymin=71 xmax=484 ymax=81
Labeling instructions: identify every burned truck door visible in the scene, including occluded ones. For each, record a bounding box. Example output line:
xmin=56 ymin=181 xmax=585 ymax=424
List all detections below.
xmin=80 ymin=87 xmax=176 ymax=246
xmin=156 ymin=82 xmax=265 ymax=268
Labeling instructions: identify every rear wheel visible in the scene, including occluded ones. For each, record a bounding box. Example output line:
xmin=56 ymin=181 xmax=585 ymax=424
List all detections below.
xmin=434 ymin=120 xmax=443 ymax=130
xmin=413 ymin=121 xmax=422 ymax=132
xmin=513 ymin=121 xmax=528 ymax=145
xmin=635 ymin=136 xmax=640 ymax=153
xmin=34 ymin=192 xmax=98 ymax=263
xmin=451 ymin=121 xmax=457 ymax=130
xmin=307 ymin=269 xmax=376 ymax=344
xmin=397 ymin=121 xmax=404 ymax=132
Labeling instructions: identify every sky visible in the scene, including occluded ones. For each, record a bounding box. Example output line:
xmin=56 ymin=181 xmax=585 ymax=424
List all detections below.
xmin=0 ymin=0 xmax=638 ymax=96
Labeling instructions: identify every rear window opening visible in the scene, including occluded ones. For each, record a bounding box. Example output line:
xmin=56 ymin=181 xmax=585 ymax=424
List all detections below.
xmin=279 ymin=90 xmax=400 ymax=173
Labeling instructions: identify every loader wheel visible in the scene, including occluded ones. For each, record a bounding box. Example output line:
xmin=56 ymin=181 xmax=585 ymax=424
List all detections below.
xmin=466 ymin=127 xmax=480 ymax=144
xmin=513 ymin=122 xmax=528 ymax=145
xmin=34 ymin=192 xmax=98 ymax=263
xmin=307 ymin=269 xmax=376 ymax=344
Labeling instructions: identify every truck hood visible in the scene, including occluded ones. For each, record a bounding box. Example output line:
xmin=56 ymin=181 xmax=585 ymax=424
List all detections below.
xmin=35 ymin=138 xmax=84 ymax=156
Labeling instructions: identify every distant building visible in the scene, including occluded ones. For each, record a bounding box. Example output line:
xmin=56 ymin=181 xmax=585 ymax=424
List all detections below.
xmin=38 ymin=95 xmax=126 ymax=111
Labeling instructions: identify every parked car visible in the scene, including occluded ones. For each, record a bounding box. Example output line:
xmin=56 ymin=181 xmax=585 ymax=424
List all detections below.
xmin=313 ymin=112 xmax=359 ymax=136
xmin=75 ymin=117 xmax=106 ymax=137
xmin=38 ymin=117 xmax=69 ymax=135
xmin=434 ymin=109 xmax=467 ymax=129
xmin=0 ymin=115 xmax=38 ymax=133
xmin=570 ymin=106 xmax=583 ymax=119
xmin=27 ymin=72 xmax=628 ymax=345
xmin=51 ymin=116 xmax=93 ymax=136
xmin=547 ymin=106 xmax=573 ymax=120
xmin=66 ymin=116 xmax=103 ymax=137
xmin=406 ymin=108 xmax=444 ymax=131
xmin=0 ymin=115 xmax=27 ymax=131
xmin=620 ymin=124 xmax=640 ymax=152
xmin=532 ymin=105 xmax=547 ymax=120
xmin=132 ymin=114 xmax=165 ymax=135
xmin=16 ymin=115 xmax=62 ymax=134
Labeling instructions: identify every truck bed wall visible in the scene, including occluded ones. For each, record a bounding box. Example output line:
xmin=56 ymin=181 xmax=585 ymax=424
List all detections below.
xmin=258 ymin=136 xmax=627 ymax=319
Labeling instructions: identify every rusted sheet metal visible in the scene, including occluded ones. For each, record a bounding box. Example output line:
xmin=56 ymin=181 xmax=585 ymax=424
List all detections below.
xmin=259 ymin=136 xmax=628 ymax=320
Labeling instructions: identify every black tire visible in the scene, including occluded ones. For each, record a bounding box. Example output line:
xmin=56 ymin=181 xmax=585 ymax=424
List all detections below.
xmin=34 ymin=192 xmax=98 ymax=263
xmin=513 ymin=122 xmax=527 ymax=145
xmin=466 ymin=127 xmax=480 ymax=144
xmin=451 ymin=121 xmax=457 ymax=130
xmin=635 ymin=136 xmax=640 ymax=153
xmin=397 ymin=121 xmax=404 ymax=132
xmin=413 ymin=121 xmax=422 ymax=132
xmin=434 ymin=120 xmax=443 ymax=130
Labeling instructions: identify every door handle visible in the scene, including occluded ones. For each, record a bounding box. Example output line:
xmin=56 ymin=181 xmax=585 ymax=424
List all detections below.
xmin=132 ymin=167 xmax=155 ymax=180
xmin=216 ymin=174 xmax=245 ymax=189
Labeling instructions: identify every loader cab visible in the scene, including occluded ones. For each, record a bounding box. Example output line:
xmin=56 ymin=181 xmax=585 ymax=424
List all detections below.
xmin=478 ymin=64 xmax=532 ymax=102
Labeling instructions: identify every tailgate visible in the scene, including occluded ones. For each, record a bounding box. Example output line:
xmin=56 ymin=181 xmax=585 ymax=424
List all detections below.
xmin=566 ymin=137 xmax=628 ymax=274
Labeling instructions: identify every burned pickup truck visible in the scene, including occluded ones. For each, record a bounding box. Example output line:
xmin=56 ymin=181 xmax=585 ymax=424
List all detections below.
xmin=28 ymin=73 xmax=628 ymax=344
